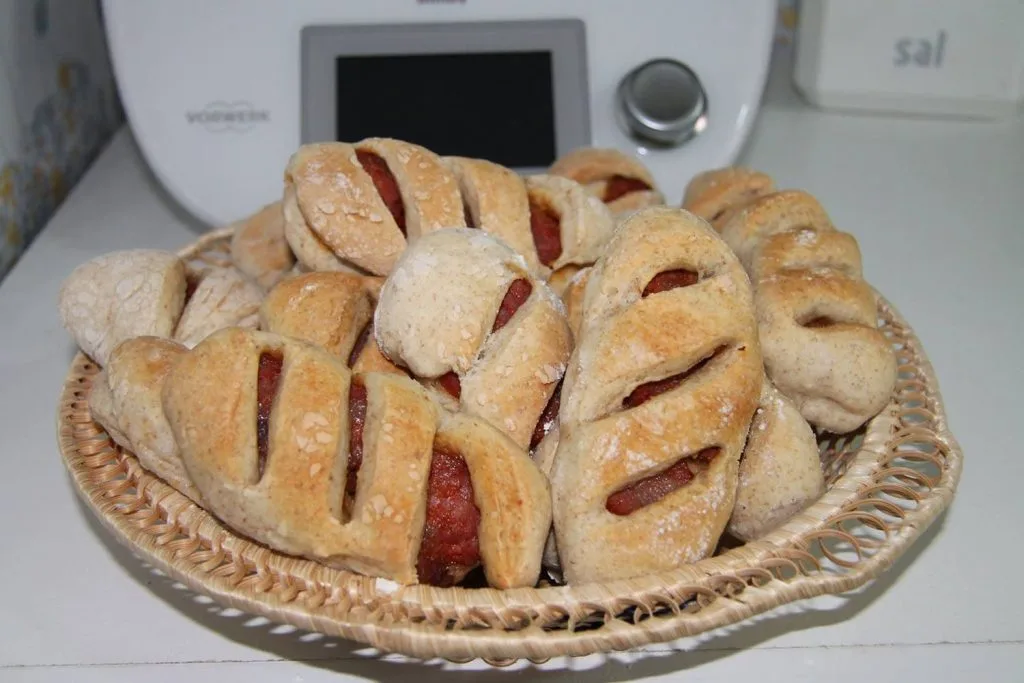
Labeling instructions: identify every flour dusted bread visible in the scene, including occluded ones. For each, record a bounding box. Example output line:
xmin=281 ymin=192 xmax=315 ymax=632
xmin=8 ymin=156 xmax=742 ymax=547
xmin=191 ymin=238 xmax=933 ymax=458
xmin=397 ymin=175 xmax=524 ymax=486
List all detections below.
xmin=283 ymin=138 xmax=466 ymax=276
xmin=173 ymin=266 xmax=263 ymax=347
xmin=551 ymin=207 xmax=763 ymax=584
xmin=229 ymin=200 xmax=295 ymax=290
xmin=374 ymin=229 xmax=572 ymax=450
xmin=524 ymin=174 xmax=616 ymax=277
xmin=549 ymin=146 xmax=665 ymax=216
xmin=728 ymin=381 xmax=824 ymax=541
xmin=59 ymin=249 xmax=187 ymax=366
xmin=162 ymin=328 xmax=550 ymax=588
xmin=682 ymin=167 xmax=775 ymax=231
xmin=89 ymin=336 xmax=200 ymax=502
xmin=719 ymin=189 xmax=897 ymax=433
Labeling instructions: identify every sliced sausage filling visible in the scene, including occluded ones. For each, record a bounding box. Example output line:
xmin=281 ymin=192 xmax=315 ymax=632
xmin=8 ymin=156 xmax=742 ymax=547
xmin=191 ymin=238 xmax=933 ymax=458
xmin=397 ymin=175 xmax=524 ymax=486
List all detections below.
xmin=347 ymin=322 xmax=372 ymax=368
xmin=528 ymin=196 xmax=563 ymax=267
xmin=606 ymin=447 xmax=721 ymax=515
xmin=492 ymin=278 xmax=532 ymax=333
xmin=355 ymin=150 xmax=406 ymax=235
xmin=801 ymin=316 xmax=838 ymax=329
xmin=416 ymin=447 xmax=482 ymax=587
xmin=603 ymin=175 xmax=652 ymax=203
xmin=463 ymin=201 xmax=476 ymax=229
xmin=256 ymin=351 xmax=284 ymax=480
xmin=643 ymin=269 xmax=699 ymax=296
xmin=344 ymin=380 xmax=368 ymax=517
xmin=622 ymin=346 xmax=725 ymax=410
xmin=530 ymin=379 xmax=562 ymax=451
xmin=438 ymin=371 xmax=462 ymax=400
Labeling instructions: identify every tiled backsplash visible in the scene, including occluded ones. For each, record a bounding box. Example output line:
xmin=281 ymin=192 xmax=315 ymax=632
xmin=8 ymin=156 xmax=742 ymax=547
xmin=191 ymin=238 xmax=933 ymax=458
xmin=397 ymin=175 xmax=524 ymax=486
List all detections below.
xmin=0 ymin=0 xmax=123 ymax=280
xmin=0 ymin=1 xmax=797 ymax=282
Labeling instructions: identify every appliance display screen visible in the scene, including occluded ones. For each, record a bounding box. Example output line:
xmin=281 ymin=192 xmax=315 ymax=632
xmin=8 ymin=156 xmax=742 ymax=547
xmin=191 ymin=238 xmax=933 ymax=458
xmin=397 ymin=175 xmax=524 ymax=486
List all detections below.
xmin=335 ymin=51 xmax=556 ymax=167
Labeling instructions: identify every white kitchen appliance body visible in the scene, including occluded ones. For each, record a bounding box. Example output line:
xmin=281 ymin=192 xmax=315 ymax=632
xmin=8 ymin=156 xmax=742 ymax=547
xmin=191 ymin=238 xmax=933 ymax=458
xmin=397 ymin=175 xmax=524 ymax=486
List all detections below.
xmin=102 ymin=0 xmax=776 ymax=227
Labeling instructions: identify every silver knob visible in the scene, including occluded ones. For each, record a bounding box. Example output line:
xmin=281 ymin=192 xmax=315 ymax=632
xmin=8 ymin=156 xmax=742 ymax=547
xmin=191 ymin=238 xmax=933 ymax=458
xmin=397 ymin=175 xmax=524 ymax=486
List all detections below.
xmin=616 ymin=58 xmax=708 ymax=147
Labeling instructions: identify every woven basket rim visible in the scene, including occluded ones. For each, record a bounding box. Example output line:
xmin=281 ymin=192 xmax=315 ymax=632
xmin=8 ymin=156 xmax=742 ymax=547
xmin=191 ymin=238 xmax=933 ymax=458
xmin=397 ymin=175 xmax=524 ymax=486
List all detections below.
xmin=55 ymin=229 xmax=963 ymax=664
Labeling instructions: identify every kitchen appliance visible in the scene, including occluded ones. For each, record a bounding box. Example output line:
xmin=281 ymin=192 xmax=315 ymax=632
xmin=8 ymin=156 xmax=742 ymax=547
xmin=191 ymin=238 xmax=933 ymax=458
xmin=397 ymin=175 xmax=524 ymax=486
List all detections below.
xmin=101 ymin=0 xmax=776 ymax=227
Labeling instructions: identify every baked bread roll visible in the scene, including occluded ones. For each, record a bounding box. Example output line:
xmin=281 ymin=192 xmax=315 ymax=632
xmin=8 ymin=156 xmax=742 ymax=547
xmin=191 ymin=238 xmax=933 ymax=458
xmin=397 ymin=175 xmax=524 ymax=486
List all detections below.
xmin=719 ymin=190 xmax=897 ymax=433
xmin=260 ymin=271 xmax=404 ymax=376
xmin=549 ymin=147 xmax=665 ymax=216
xmin=59 ymin=249 xmax=187 ymax=366
xmin=551 ymin=207 xmax=763 ymax=584
xmin=445 ymin=157 xmax=617 ymax=280
xmin=173 ymin=266 xmax=263 ymax=348
xmin=375 ymin=229 xmax=573 ymax=450
xmin=682 ymin=167 xmax=775 ymax=231
xmin=728 ymin=381 xmax=825 ymax=541
xmin=228 ymin=200 xmax=295 ymax=290
xmin=162 ymin=328 xmax=551 ymax=588
xmin=88 ymin=336 xmax=200 ymax=502
xmin=283 ymin=138 xmax=466 ymax=276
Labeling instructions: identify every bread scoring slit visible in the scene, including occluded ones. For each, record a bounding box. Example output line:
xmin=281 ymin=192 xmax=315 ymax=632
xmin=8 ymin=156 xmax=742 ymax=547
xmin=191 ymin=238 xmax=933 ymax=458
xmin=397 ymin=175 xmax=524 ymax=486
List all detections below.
xmin=622 ymin=345 xmax=728 ymax=410
xmin=462 ymin=201 xmax=476 ymax=229
xmin=415 ymin=447 xmax=482 ymax=586
xmin=802 ymin=316 xmax=838 ymax=329
xmin=344 ymin=380 xmax=367 ymax=518
xmin=603 ymin=175 xmax=652 ymax=203
xmin=491 ymin=278 xmax=532 ymax=333
xmin=355 ymin=150 xmax=407 ymax=236
xmin=530 ymin=379 xmax=562 ymax=451
xmin=642 ymin=269 xmax=699 ymax=297
xmin=256 ymin=350 xmax=284 ymax=481
xmin=605 ymin=447 xmax=721 ymax=516
xmin=528 ymin=196 xmax=563 ymax=267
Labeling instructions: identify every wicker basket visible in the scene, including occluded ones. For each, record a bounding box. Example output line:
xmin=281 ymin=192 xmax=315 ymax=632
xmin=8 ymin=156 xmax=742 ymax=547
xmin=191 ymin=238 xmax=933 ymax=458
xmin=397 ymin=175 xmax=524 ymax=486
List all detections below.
xmin=56 ymin=229 xmax=962 ymax=665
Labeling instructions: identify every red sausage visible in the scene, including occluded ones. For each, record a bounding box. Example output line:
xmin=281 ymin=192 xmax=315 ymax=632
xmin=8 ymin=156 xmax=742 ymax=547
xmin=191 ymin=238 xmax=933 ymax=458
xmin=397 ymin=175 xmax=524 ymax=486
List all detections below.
xmin=347 ymin=322 xmax=372 ymax=368
xmin=530 ymin=380 xmax=562 ymax=451
xmin=603 ymin=175 xmax=652 ymax=203
xmin=605 ymin=447 xmax=720 ymax=516
xmin=529 ymin=197 xmax=563 ymax=267
xmin=256 ymin=351 xmax=284 ymax=479
xmin=438 ymin=371 xmax=461 ymax=400
xmin=492 ymin=278 xmax=532 ymax=333
xmin=642 ymin=269 xmax=699 ymax=297
xmin=356 ymin=150 xmax=406 ymax=235
xmin=346 ymin=381 xmax=367 ymax=501
xmin=622 ymin=348 xmax=722 ymax=409
xmin=416 ymin=448 xmax=482 ymax=586
xmin=802 ymin=316 xmax=836 ymax=329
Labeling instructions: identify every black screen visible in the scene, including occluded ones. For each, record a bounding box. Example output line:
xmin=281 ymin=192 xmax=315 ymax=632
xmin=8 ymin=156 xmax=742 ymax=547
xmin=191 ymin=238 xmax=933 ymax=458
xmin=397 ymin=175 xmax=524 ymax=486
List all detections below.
xmin=335 ymin=51 xmax=555 ymax=167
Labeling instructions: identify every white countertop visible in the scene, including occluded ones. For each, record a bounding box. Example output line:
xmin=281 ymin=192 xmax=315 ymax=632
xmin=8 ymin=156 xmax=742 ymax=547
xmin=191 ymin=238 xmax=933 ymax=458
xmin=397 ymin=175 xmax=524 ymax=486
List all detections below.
xmin=2 ymin=56 xmax=1023 ymax=681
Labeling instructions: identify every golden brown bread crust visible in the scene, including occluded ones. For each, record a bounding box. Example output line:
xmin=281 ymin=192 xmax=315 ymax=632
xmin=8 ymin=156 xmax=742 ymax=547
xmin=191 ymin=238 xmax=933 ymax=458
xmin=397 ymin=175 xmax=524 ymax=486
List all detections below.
xmin=719 ymin=190 xmax=897 ymax=433
xmin=551 ymin=207 xmax=764 ymax=584
xmin=229 ymin=201 xmax=295 ymax=290
xmin=559 ymin=266 xmax=591 ymax=340
xmin=283 ymin=139 xmax=465 ymax=276
xmin=549 ymin=147 xmax=665 ymax=216
xmin=727 ymin=380 xmax=825 ymax=541
xmin=374 ymin=229 xmax=572 ymax=450
xmin=162 ymin=328 xmax=549 ymax=587
xmin=682 ymin=167 xmax=775 ymax=231
xmin=58 ymin=249 xmax=187 ymax=366
xmin=173 ymin=267 xmax=263 ymax=348
xmin=443 ymin=156 xmax=540 ymax=272
xmin=89 ymin=337 xmax=200 ymax=502
xmin=261 ymin=271 xmax=405 ymax=375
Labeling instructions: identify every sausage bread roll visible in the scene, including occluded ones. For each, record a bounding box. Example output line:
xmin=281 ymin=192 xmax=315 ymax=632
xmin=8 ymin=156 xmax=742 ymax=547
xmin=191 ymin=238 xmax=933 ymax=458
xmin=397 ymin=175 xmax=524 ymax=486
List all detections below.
xmin=374 ymin=228 xmax=573 ymax=450
xmin=549 ymin=146 xmax=665 ymax=217
xmin=283 ymin=138 xmax=467 ymax=276
xmin=162 ymin=328 xmax=551 ymax=588
xmin=719 ymin=190 xmax=897 ymax=433
xmin=551 ymin=207 xmax=763 ymax=584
